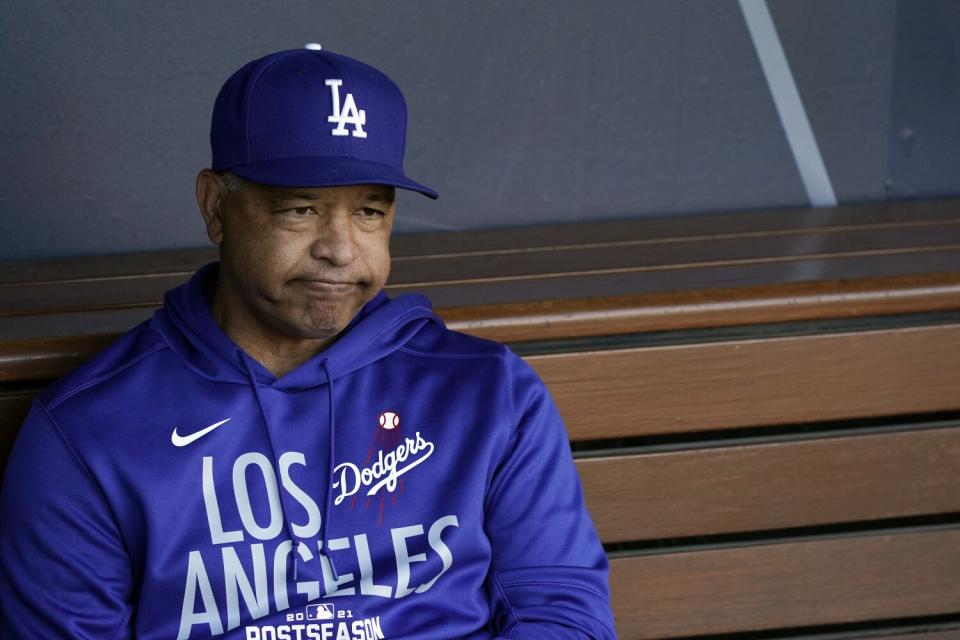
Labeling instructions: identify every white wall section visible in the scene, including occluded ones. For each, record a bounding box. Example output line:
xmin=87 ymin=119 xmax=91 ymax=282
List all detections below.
xmin=739 ymin=0 xmax=838 ymax=208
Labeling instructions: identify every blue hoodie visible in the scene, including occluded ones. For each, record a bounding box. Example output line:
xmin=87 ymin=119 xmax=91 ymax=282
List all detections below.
xmin=0 ymin=263 xmax=615 ymax=639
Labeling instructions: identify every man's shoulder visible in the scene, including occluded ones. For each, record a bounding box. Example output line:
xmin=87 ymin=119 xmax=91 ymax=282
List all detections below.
xmin=401 ymin=319 xmax=515 ymax=363
xmin=399 ymin=320 xmax=546 ymax=394
xmin=37 ymin=320 xmax=168 ymax=414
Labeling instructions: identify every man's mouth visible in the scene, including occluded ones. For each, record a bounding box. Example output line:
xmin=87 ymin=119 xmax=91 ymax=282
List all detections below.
xmin=296 ymin=278 xmax=358 ymax=293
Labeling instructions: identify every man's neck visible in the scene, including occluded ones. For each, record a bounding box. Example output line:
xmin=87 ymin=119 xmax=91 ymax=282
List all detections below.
xmin=210 ymin=283 xmax=335 ymax=379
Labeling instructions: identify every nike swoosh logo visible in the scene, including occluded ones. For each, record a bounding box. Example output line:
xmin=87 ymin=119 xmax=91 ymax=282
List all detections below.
xmin=171 ymin=418 xmax=232 ymax=447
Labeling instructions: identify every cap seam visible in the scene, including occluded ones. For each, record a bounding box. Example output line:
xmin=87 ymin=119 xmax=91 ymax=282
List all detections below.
xmin=243 ymin=50 xmax=305 ymax=164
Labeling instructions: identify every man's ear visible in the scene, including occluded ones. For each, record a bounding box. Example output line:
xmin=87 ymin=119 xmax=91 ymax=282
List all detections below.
xmin=196 ymin=169 xmax=226 ymax=245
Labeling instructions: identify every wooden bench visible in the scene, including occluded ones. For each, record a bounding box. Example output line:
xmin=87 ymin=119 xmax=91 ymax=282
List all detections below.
xmin=3 ymin=198 xmax=960 ymax=638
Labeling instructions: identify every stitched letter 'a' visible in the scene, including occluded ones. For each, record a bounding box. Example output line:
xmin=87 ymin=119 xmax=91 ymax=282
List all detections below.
xmin=326 ymin=79 xmax=367 ymax=138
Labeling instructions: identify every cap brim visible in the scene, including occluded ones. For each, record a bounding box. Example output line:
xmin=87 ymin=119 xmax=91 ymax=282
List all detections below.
xmin=229 ymin=156 xmax=438 ymax=199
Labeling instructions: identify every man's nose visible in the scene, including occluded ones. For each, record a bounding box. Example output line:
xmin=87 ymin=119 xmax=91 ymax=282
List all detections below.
xmin=309 ymin=211 xmax=360 ymax=266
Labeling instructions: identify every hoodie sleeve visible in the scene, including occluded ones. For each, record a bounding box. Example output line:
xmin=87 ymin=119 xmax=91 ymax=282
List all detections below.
xmin=483 ymin=353 xmax=616 ymax=640
xmin=0 ymin=402 xmax=134 ymax=640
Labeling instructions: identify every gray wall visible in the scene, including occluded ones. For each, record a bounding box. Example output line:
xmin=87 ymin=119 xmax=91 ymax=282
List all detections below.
xmin=1 ymin=0 xmax=957 ymax=261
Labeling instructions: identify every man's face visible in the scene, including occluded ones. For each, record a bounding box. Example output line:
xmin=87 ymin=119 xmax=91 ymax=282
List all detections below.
xmin=199 ymin=173 xmax=395 ymax=342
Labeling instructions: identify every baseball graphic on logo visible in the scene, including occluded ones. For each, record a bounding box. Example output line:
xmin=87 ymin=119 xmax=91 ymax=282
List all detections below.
xmin=379 ymin=411 xmax=400 ymax=430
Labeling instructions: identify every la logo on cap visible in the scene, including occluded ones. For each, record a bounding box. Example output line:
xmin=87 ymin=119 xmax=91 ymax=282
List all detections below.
xmin=325 ymin=79 xmax=367 ymax=138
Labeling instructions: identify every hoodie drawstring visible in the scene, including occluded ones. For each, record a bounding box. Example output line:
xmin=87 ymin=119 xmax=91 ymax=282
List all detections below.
xmin=239 ymin=352 xmax=304 ymax=581
xmin=238 ymin=351 xmax=340 ymax=584
xmin=319 ymin=357 xmax=340 ymax=581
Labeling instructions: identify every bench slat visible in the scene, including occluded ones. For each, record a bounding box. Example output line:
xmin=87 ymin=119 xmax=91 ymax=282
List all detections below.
xmin=394 ymin=247 xmax=960 ymax=309
xmin=0 ymin=249 xmax=215 ymax=286
xmin=388 ymin=198 xmax=960 ymax=257
xmin=609 ymin=527 xmax=960 ymax=638
xmin=0 ymin=332 xmax=124 ymax=382
xmin=442 ymin=272 xmax=960 ymax=342
xmin=5 ymin=325 xmax=960 ymax=437
xmin=579 ymin=426 xmax=960 ymax=542
xmin=530 ymin=324 xmax=960 ymax=439
xmin=391 ymin=222 xmax=960 ymax=287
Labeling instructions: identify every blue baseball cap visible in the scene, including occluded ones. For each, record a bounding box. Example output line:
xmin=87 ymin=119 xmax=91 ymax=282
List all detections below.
xmin=210 ymin=45 xmax=438 ymax=199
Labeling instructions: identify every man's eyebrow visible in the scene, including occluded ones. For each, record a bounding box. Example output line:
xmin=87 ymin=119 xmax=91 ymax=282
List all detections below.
xmin=266 ymin=189 xmax=395 ymax=204
xmin=269 ymin=190 xmax=321 ymax=203
xmin=366 ymin=190 xmax=395 ymax=203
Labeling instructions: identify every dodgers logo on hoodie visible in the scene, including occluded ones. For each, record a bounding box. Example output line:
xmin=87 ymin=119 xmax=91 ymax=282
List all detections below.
xmin=332 ymin=411 xmax=436 ymax=526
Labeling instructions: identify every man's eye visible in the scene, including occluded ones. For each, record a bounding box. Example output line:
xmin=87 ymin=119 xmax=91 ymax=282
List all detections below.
xmin=360 ymin=207 xmax=386 ymax=217
xmin=280 ymin=207 xmax=314 ymax=216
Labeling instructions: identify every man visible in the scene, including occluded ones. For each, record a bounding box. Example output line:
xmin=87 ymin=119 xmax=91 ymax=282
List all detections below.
xmin=0 ymin=47 xmax=615 ymax=639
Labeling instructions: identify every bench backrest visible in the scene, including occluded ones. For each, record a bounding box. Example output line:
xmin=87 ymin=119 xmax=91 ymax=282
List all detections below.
xmin=3 ymin=199 xmax=960 ymax=638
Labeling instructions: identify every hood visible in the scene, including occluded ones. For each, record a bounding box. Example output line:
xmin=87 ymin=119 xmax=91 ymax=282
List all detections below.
xmin=151 ymin=261 xmax=437 ymax=391
xmin=149 ymin=261 xmax=441 ymax=581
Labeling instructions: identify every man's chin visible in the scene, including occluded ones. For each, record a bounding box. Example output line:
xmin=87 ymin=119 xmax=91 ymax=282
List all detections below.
xmin=267 ymin=296 xmax=368 ymax=340
xmin=283 ymin=321 xmax=344 ymax=341
xmin=286 ymin=311 xmax=356 ymax=341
